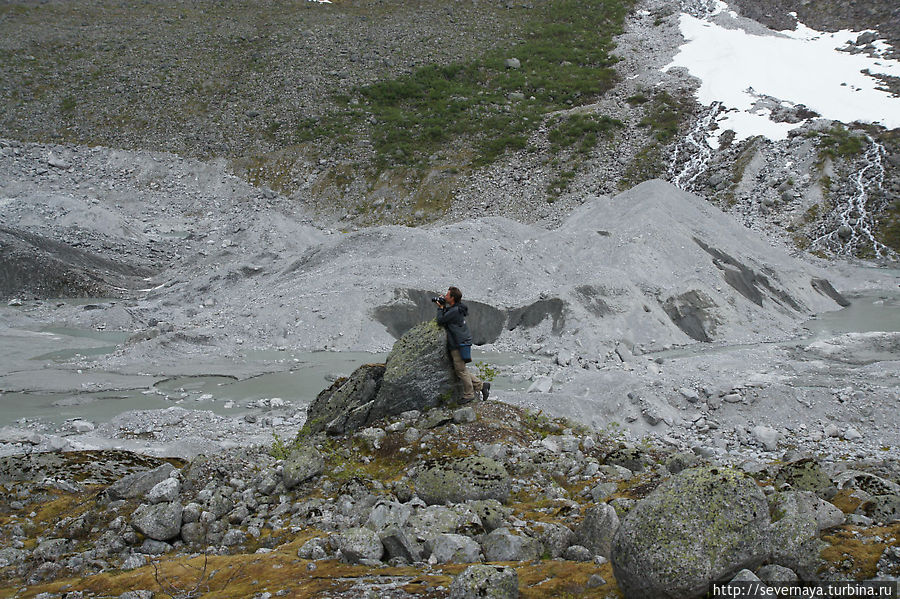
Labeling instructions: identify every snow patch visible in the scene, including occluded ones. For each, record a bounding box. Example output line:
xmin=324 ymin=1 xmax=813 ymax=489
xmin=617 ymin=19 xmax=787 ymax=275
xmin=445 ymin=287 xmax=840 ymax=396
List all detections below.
xmin=665 ymin=10 xmax=900 ymax=146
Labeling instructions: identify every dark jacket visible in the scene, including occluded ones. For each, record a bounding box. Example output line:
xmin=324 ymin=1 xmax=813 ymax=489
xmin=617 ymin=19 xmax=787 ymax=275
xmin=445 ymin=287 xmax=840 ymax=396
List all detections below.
xmin=436 ymin=301 xmax=473 ymax=348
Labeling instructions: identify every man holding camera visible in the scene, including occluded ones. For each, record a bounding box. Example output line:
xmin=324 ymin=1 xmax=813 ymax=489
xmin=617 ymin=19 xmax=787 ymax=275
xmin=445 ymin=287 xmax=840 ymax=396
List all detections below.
xmin=434 ymin=286 xmax=490 ymax=404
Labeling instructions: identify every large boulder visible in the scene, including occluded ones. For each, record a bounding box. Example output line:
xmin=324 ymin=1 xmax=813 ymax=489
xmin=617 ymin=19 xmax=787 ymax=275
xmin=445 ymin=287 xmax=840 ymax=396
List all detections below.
xmin=576 ymin=503 xmax=620 ymax=558
xmin=414 ymin=456 xmax=510 ymax=505
xmin=337 ymin=527 xmax=384 ymax=564
xmin=611 ymin=466 xmax=771 ymax=598
xmin=303 ymin=320 xmax=459 ymax=435
xmin=305 ymin=364 xmax=385 ymax=435
xmin=105 ymin=464 xmax=175 ymax=501
xmin=370 ymin=320 xmax=461 ymax=420
xmin=131 ymin=502 xmax=184 ymax=542
xmin=481 ymin=528 xmax=541 ymax=562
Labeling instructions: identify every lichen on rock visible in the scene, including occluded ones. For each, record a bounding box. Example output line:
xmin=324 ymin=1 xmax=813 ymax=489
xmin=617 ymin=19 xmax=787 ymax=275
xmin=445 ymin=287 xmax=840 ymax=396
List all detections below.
xmin=611 ymin=465 xmax=771 ymax=598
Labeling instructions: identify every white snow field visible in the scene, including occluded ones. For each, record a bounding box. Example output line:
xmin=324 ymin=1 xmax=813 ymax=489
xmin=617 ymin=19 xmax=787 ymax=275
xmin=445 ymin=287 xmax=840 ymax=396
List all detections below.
xmin=665 ymin=5 xmax=900 ymax=146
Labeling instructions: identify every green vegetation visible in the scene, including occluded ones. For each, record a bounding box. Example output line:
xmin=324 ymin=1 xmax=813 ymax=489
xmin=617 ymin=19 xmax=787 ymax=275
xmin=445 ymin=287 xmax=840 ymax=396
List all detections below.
xmin=637 ymin=91 xmax=691 ymax=143
xmin=59 ymin=95 xmax=77 ymax=113
xmin=619 ymin=91 xmax=693 ymax=190
xmin=876 ymin=199 xmax=900 ymax=253
xmin=304 ymin=0 xmax=630 ymax=170
xmin=548 ymin=113 xmax=621 ymax=156
xmin=808 ymin=125 xmax=866 ymax=162
xmin=474 ymin=360 xmax=499 ymax=383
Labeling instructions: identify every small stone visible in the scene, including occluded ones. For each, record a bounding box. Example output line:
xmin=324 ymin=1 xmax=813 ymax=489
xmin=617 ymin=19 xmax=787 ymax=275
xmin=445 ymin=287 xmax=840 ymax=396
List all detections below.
xmin=147 ymin=478 xmax=181 ymax=504
xmin=563 ymin=545 xmax=593 ymax=561
xmin=527 ymin=376 xmax=553 ymax=393
xmin=751 ymin=425 xmax=780 ymax=451
xmin=757 ymin=564 xmax=799 ymax=582
xmin=843 ymin=426 xmax=862 ymax=440
xmin=453 ymin=407 xmax=476 ymax=424
xmin=121 ymin=553 xmax=149 ymax=570
xmin=504 ymin=58 xmax=521 ymax=69
xmin=222 ymin=529 xmax=247 ymax=546
xmin=729 ymin=569 xmax=762 ymax=582
xmin=69 ymin=420 xmax=95 ymax=433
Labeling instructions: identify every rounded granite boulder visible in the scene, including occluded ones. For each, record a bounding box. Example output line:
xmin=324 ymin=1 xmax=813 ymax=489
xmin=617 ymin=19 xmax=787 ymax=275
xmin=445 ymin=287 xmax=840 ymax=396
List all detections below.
xmin=611 ymin=466 xmax=771 ymax=598
xmin=414 ymin=455 xmax=510 ymax=505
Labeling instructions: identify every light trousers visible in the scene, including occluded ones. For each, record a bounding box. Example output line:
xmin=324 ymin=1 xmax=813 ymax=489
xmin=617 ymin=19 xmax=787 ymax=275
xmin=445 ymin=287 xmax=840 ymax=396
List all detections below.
xmin=450 ymin=348 xmax=482 ymax=400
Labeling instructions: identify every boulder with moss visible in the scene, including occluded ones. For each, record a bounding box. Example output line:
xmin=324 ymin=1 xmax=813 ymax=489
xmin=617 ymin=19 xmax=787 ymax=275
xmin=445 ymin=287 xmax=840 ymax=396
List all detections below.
xmin=414 ymin=455 xmax=510 ymax=505
xmin=370 ymin=320 xmax=461 ymax=420
xmin=774 ymin=459 xmax=834 ymax=494
xmin=305 ymin=363 xmax=385 ymax=435
xmin=303 ymin=320 xmax=458 ymax=435
xmin=611 ymin=466 xmax=771 ymax=598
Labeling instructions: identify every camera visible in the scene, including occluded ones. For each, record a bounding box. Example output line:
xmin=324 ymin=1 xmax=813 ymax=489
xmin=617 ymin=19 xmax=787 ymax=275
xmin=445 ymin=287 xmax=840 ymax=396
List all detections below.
xmin=431 ymin=296 xmax=446 ymax=306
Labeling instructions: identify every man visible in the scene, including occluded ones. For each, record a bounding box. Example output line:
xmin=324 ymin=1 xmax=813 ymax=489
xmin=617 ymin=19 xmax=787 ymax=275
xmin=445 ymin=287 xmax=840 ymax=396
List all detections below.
xmin=435 ymin=286 xmax=490 ymax=404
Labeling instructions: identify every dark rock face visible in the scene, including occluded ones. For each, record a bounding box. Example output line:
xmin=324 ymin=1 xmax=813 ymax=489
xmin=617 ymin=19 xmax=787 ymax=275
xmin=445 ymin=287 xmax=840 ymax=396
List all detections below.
xmin=305 ymin=364 xmax=386 ymax=435
xmin=370 ymin=320 xmax=461 ymax=420
xmin=0 ymin=225 xmax=151 ymax=300
xmin=373 ymin=287 xmax=567 ymax=343
xmin=662 ymin=290 xmax=719 ymax=342
xmin=304 ymin=320 xmax=459 ymax=435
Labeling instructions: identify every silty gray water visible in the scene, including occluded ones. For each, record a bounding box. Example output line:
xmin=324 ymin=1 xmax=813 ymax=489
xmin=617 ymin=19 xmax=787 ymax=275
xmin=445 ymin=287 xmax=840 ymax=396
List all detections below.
xmin=0 ymin=318 xmax=528 ymax=427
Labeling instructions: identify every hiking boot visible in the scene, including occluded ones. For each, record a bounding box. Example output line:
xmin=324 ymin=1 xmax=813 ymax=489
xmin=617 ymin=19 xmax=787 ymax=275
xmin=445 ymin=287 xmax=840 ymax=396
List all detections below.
xmin=481 ymin=382 xmax=491 ymax=401
xmin=459 ymin=395 xmax=476 ymax=405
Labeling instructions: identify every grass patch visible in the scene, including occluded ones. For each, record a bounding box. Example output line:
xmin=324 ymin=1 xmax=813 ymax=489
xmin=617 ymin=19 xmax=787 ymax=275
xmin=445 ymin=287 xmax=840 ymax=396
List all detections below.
xmin=58 ymin=95 xmax=76 ymax=113
xmin=637 ymin=91 xmax=691 ymax=144
xmin=618 ymin=91 xmax=693 ymax=190
xmin=808 ymin=125 xmax=866 ymax=162
xmin=548 ymin=113 xmax=621 ymax=156
xmin=304 ymin=0 xmax=631 ymax=169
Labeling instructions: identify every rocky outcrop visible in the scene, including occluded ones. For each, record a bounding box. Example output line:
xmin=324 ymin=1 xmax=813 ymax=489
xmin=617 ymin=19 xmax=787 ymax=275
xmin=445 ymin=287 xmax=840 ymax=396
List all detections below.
xmin=304 ymin=320 xmax=459 ymax=435
xmin=611 ymin=466 xmax=771 ymax=598
xmin=305 ymin=364 xmax=385 ymax=435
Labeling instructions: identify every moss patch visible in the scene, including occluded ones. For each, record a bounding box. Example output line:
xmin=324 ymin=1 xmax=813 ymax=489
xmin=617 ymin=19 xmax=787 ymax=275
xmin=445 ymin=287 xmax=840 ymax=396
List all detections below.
xmin=821 ymin=523 xmax=900 ymax=579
